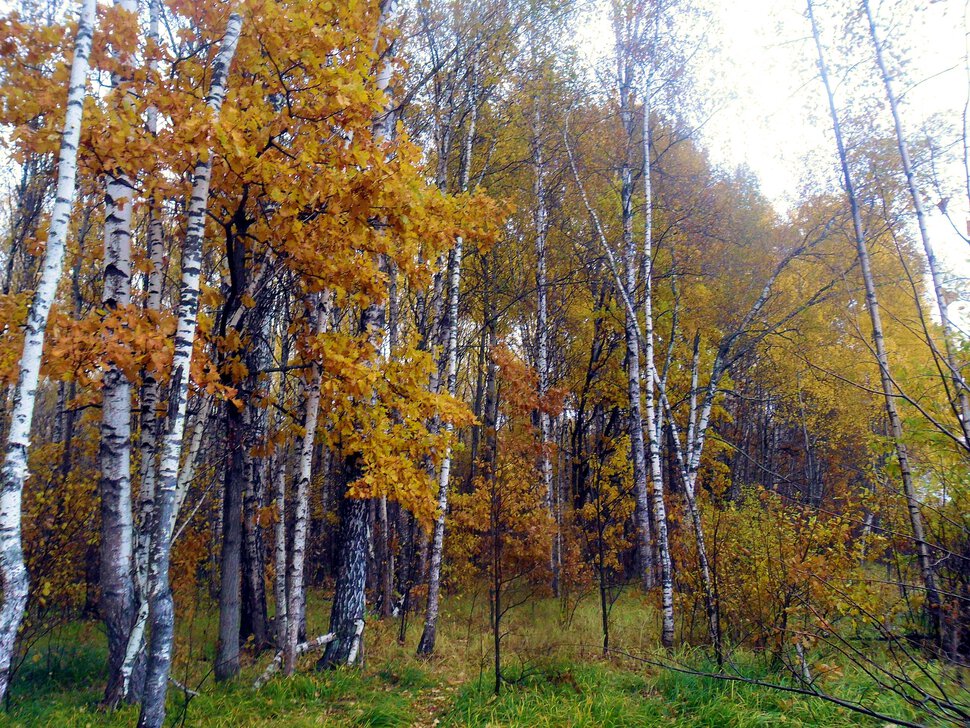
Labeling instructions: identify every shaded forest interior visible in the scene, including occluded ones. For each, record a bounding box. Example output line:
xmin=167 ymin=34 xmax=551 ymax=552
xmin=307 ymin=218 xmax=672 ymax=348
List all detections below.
xmin=0 ymin=0 xmax=968 ymax=725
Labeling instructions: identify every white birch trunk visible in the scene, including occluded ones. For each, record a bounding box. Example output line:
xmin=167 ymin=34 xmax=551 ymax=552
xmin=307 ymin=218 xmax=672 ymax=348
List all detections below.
xmin=272 ymin=447 xmax=289 ymax=650
xmin=641 ymin=76 xmax=675 ymax=648
xmin=652 ymin=359 xmax=721 ymax=661
xmin=270 ymin=310 xmax=292 ymax=651
xmin=863 ymin=0 xmax=970 ymax=446
xmin=171 ymin=399 xmax=211 ymax=535
xmin=137 ymin=16 xmax=242 ymax=728
xmin=807 ymin=0 xmax=941 ymax=637
xmin=532 ymin=102 xmax=558 ymax=595
xmin=416 ymin=63 xmax=477 ymax=656
xmin=125 ymin=0 xmax=168 ymax=698
xmin=613 ymin=16 xmax=654 ymax=588
xmin=284 ymin=297 xmax=328 ymax=675
xmin=100 ymin=0 xmax=138 ymax=703
xmin=0 ymin=0 xmax=96 ymax=701
xmin=121 ymin=399 xmax=209 ymax=698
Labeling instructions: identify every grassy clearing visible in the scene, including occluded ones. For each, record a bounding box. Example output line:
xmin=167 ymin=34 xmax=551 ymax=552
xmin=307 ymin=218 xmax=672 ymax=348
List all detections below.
xmin=0 ymin=591 xmax=952 ymax=727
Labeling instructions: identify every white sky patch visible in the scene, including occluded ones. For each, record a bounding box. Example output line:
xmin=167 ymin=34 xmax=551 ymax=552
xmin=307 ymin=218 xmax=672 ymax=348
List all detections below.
xmin=573 ymin=0 xmax=970 ymax=288
xmin=704 ymin=1 xmax=969 ymax=278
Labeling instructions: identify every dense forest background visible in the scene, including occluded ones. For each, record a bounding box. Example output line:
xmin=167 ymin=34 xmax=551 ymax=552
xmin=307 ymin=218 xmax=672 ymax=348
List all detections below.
xmin=0 ymin=0 xmax=968 ymax=725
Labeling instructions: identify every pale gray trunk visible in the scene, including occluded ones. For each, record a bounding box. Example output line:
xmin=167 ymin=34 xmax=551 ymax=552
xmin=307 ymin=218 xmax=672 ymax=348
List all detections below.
xmin=284 ymin=297 xmax=327 ymax=675
xmin=566 ymin=119 xmax=657 ymax=591
xmin=100 ymin=0 xmax=138 ymax=704
xmin=122 ymin=401 xmax=209 ymax=700
xmin=270 ymin=310 xmax=292 ymax=651
xmin=616 ymin=39 xmax=653 ymax=590
xmin=272 ymin=439 xmax=290 ymax=650
xmin=137 ymin=16 xmax=242 ymax=727
xmin=653 ymin=355 xmax=721 ymax=662
xmin=0 ymin=0 xmax=96 ymax=701
xmin=171 ymin=400 xmax=211 ymax=532
xmin=125 ymin=0 xmax=168 ymax=698
xmin=417 ymin=63 xmax=477 ymax=656
xmin=532 ymin=104 xmax=558 ymax=595
xmin=807 ymin=0 xmax=941 ymax=638
xmin=641 ymin=78 xmax=674 ymax=648
xmin=863 ymin=0 xmax=970 ymax=446
xmin=254 ymin=631 xmax=337 ymax=689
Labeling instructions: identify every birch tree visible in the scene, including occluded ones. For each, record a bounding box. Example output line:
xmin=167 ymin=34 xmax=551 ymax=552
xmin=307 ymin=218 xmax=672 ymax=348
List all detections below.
xmin=123 ymin=0 xmax=168 ymax=699
xmin=138 ymin=14 xmax=242 ymax=727
xmin=284 ymin=296 xmax=328 ymax=675
xmin=613 ymin=2 xmax=654 ymax=590
xmin=318 ymin=0 xmax=399 ymax=669
xmin=0 ymin=0 xmax=96 ymax=701
xmin=99 ymin=0 xmax=138 ymax=706
xmin=532 ymin=90 xmax=559 ymax=596
xmin=862 ymin=0 xmax=970 ymax=447
xmin=806 ymin=0 xmax=942 ymax=641
xmin=640 ymin=63 xmax=675 ymax=650
xmin=417 ymin=60 xmax=478 ymax=657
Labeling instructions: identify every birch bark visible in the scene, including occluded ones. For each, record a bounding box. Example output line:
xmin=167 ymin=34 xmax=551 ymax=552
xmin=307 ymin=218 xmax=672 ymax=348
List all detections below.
xmin=125 ymin=0 xmax=169 ymax=698
xmin=641 ymin=75 xmax=674 ymax=648
xmin=99 ymin=0 xmax=138 ymax=705
xmin=319 ymin=0 xmax=398 ymax=668
xmin=284 ymin=296 xmax=328 ymax=675
xmin=417 ymin=63 xmax=477 ymax=656
xmin=611 ymin=11 xmax=654 ymax=589
xmin=862 ymin=0 xmax=970 ymax=447
xmin=137 ymin=15 xmax=242 ymax=727
xmin=270 ymin=303 xmax=292 ymax=651
xmin=532 ymin=101 xmax=558 ymax=596
xmin=807 ymin=0 xmax=941 ymax=638
xmin=0 ymin=0 xmax=96 ymax=701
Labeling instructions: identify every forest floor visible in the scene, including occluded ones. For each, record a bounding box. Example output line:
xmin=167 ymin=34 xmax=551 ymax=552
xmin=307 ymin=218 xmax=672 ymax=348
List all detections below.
xmin=1 ymin=590 xmax=949 ymax=727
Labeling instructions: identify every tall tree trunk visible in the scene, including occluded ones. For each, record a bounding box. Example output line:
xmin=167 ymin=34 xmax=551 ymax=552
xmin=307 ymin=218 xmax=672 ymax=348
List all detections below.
xmin=863 ymin=0 xmax=970 ymax=447
xmin=0 ymin=0 xmax=96 ymax=701
xmin=319 ymin=282 xmax=385 ymax=671
xmin=317 ymin=458 xmax=370 ymax=669
xmin=137 ymin=16 xmax=242 ymax=727
xmin=808 ymin=0 xmax=942 ymax=641
xmin=99 ymin=0 xmax=138 ymax=706
xmin=417 ymin=63 xmax=478 ymax=656
xmin=532 ymin=102 xmax=558 ymax=596
xmin=641 ymin=75 xmax=674 ymax=648
xmin=284 ymin=297 xmax=327 ymax=675
xmin=466 ymin=304 xmax=487 ymax=492
xmin=124 ymin=0 xmax=170 ymax=699
xmin=376 ymin=267 xmax=400 ymax=619
xmin=319 ymin=0 xmax=397 ymax=668
xmin=240 ymin=314 xmax=271 ymax=649
xmin=271 ymin=304 xmax=292 ymax=652
xmin=654 ymin=353 xmax=722 ymax=664
xmin=317 ymin=297 xmax=380 ymax=670
xmin=614 ymin=18 xmax=653 ymax=589
xmin=216 ymin=399 xmax=244 ymax=681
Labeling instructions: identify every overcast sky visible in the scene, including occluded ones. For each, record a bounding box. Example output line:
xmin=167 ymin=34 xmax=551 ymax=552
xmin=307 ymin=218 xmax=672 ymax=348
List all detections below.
xmin=576 ymin=0 xmax=970 ymax=298
xmin=706 ymin=0 xmax=968 ymax=274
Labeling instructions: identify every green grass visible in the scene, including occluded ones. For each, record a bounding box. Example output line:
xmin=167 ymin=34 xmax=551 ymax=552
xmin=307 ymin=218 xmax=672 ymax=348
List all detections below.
xmin=0 ymin=592 xmax=960 ymax=727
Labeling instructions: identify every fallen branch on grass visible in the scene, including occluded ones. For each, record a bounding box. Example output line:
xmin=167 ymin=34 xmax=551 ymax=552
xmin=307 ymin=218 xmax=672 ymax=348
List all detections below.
xmin=169 ymin=676 xmax=199 ymax=697
xmin=253 ymin=633 xmax=335 ymax=689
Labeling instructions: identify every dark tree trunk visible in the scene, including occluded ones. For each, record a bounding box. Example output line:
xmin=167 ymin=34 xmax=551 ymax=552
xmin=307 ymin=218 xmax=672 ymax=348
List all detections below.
xmin=317 ymin=455 xmax=369 ymax=669
xmin=240 ymin=321 xmax=270 ymax=651
xmin=216 ymin=401 xmax=244 ymax=681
